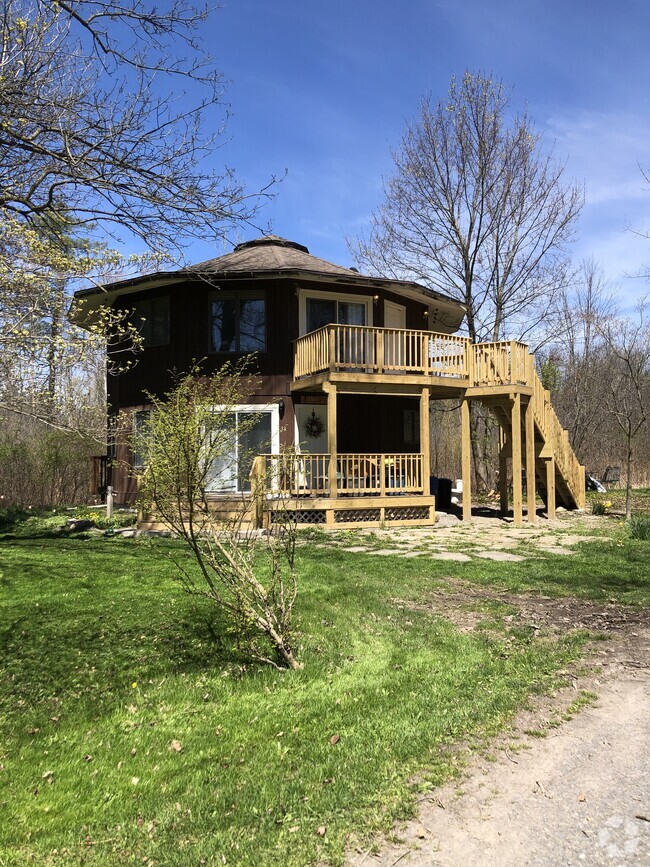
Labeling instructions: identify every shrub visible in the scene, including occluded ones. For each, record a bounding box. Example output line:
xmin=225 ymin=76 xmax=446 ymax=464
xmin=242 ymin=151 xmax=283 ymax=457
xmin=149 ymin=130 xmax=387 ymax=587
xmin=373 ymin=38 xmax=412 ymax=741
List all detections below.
xmin=591 ymin=500 xmax=608 ymax=516
xmin=628 ymin=514 xmax=650 ymax=540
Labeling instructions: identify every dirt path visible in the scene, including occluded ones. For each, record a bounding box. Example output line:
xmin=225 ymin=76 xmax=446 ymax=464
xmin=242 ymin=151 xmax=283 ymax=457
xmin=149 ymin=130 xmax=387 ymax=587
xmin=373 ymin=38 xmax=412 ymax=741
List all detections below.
xmin=342 ymin=520 xmax=650 ymax=866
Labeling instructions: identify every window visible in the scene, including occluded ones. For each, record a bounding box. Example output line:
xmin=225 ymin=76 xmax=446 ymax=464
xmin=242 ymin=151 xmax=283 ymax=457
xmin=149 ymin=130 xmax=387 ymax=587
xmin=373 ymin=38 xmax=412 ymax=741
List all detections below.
xmin=305 ymin=296 xmax=367 ymax=333
xmin=210 ymin=293 xmax=266 ymax=353
xmin=132 ymin=410 xmax=151 ymax=468
xmin=131 ymin=296 xmax=170 ymax=347
xmin=206 ymin=404 xmax=279 ymax=494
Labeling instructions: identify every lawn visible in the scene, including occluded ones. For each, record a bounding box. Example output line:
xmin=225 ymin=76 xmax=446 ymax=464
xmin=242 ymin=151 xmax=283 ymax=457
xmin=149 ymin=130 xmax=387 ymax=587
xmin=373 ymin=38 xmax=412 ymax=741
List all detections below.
xmin=1 ymin=514 xmax=648 ymax=865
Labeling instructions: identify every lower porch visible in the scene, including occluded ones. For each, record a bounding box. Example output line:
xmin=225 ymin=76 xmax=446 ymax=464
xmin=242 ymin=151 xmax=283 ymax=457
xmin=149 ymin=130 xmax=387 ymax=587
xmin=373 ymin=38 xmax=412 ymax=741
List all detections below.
xmin=250 ymin=452 xmax=436 ymax=528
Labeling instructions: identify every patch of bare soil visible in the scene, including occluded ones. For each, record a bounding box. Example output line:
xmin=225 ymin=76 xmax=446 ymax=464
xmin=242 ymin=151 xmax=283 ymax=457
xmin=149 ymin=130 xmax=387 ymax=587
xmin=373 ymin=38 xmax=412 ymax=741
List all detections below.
xmin=398 ymin=578 xmax=650 ymax=644
xmin=348 ymin=582 xmax=650 ymax=867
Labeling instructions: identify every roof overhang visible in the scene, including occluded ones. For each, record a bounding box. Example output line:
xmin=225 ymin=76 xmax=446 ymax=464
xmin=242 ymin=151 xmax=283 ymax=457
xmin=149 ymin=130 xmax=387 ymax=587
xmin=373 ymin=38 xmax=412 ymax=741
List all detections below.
xmin=72 ymin=267 xmax=466 ymax=332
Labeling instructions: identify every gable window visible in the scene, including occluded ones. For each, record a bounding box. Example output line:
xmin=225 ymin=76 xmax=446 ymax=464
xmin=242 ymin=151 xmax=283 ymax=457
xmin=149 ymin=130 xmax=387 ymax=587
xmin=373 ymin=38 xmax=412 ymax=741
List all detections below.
xmin=206 ymin=404 xmax=279 ymax=494
xmin=210 ymin=292 xmax=266 ymax=353
xmin=131 ymin=296 xmax=170 ymax=347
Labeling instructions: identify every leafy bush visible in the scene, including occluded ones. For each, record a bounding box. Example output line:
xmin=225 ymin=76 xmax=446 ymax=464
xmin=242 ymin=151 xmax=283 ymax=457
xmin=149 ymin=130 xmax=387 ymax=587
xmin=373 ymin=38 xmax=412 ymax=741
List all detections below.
xmin=591 ymin=500 xmax=608 ymax=516
xmin=628 ymin=514 xmax=650 ymax=540
xmin=0 ymin=505 xmax=32 ymax=531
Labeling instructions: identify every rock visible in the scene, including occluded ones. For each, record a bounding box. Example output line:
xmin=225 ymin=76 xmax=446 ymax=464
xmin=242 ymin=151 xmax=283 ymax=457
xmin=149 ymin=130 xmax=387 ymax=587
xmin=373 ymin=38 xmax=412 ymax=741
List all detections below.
xmin=65 ymin=518 xmax=95 ymax=532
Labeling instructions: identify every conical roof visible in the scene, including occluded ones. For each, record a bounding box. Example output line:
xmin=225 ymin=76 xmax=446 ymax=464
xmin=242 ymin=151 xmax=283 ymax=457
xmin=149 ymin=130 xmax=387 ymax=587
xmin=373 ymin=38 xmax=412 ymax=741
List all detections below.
xmin=186 ymin=235 xmax=358 ymax=278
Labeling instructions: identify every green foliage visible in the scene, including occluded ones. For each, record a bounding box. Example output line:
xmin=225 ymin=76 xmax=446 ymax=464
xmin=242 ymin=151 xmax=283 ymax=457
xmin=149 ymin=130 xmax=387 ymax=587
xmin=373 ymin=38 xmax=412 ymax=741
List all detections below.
xmin=628 ymin=514 xmax=650 ymax=540
xmin=539 ymin=358 xmax=561 ymax=393
xmin=591 ymin=500 xmax=608 ymax=516
xmin=136 ymin=362 xmax=301 ymax=670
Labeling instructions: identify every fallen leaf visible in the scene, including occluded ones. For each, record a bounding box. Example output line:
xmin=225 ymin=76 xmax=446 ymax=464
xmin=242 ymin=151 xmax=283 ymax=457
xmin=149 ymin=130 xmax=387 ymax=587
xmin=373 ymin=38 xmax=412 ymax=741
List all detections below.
xmin=131 ymin=748 xmax=137 ymax=756
xmin=329 ymin=734 xmax=340 ymax=746
xmin=316 ymin=825 xmax=326 ymax=837
xmin=288 ymin=825 xmax=299 ymax=833
xmin=170 ymin=739 xmax=183 ymax=753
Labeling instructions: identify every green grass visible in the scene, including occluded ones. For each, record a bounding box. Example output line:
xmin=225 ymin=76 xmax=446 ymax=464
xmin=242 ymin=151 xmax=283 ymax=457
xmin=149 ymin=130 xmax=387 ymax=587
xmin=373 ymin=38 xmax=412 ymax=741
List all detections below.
xmin=628 ymin=514 xmax=650 ymax=540
xmin=1 ymin=519 xmax=648 ymax=865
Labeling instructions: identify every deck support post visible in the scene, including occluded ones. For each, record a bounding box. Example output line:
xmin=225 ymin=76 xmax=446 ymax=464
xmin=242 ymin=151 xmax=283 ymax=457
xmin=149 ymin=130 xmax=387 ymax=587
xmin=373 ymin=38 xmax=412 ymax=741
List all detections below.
xmin=420 ymin=387 xmax=430 ymax=496
xmin=545 ymin=457 xmax=556 ymax=520
xmin=499 ymin=427 xmax=509 ymax=516
xmin=524 ymin=397 xmax=537 ymax=524
xmin=511 ymin=393 xmax=523 ymax=527
xmin=325 ymin=383 xmax=337 ymax=502
xmin=461 ymin=396 xmax=472 ymax=522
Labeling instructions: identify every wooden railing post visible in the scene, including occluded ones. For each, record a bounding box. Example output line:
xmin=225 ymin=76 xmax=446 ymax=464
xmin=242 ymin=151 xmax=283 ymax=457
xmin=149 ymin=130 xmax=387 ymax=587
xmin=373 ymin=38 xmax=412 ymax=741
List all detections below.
xmin=377 ymin=329 xmax=384 ymax=374
xmin=328 ymin=326 xmax=336 ymax=373
xmin=249 ymin=455 xmax=266 ymax=529
xmin=509 ymin=341 xmax=518 ymax=384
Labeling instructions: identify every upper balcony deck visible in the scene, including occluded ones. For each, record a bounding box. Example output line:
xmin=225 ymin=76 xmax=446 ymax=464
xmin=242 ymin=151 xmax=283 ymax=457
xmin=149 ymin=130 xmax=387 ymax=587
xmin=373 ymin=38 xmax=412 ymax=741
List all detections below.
xmin=292 ymin=324 xmax=531 ymax=396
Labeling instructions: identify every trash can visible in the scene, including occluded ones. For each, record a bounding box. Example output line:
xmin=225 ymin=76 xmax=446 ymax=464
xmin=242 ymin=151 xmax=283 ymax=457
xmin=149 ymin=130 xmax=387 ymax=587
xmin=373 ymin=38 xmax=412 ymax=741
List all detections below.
xmin=430 ymin=476 xmax=452 ymax=509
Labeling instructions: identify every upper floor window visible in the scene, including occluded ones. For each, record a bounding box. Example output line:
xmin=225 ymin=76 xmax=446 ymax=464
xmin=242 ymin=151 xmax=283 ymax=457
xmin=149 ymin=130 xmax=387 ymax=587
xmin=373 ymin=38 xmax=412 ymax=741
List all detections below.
xmin=300 ymin=289 xmax=371 ymax=336
xmin=131 ymin=296 xmax=170 ymax=348
xmin=210 ymin=292 xmax=266 ymax=353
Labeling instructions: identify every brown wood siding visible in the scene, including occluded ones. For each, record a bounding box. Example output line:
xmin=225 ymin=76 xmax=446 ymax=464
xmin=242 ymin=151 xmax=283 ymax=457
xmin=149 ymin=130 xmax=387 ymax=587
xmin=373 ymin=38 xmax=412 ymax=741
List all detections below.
xmin=108 ymin=277 xmax=298 ymax=409
xmin=337 ymin=394 xmax=421 ymax=453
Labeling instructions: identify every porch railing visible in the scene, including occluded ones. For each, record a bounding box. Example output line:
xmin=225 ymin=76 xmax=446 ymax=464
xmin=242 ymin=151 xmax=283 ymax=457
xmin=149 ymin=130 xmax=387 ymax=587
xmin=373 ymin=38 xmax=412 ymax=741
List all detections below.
xmin=252 ymin=453 xmax=425 ymax=498
xmin=293 ymin=325 xmax=468 ymax=379
xmin=294 ymin=325 xmax=535 ymax=387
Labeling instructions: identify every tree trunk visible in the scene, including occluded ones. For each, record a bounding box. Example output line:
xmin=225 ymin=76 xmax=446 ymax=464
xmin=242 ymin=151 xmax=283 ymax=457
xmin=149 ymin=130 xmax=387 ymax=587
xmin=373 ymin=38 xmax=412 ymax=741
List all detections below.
xmin=625 ymin=438 xmax=633 ymax=521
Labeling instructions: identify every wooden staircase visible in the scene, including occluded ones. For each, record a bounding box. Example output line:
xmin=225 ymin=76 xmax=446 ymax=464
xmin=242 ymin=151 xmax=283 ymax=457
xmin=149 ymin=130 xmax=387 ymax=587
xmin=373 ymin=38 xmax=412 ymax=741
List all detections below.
xmin=467 ymin=342 xmax=586 ymax=518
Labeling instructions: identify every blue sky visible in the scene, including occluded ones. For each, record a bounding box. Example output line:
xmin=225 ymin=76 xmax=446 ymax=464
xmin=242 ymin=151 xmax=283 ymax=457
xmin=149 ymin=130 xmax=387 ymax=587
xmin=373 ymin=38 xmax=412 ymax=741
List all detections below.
xmin=187 ymin=0 xmax=650 ymax=304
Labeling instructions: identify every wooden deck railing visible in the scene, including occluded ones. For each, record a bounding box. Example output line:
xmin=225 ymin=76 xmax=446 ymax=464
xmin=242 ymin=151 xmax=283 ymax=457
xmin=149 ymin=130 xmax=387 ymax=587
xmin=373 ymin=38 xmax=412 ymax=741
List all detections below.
xmin=293 ymin=325 xmax=468 ymax=379
xmin=253 ymin=453 xmax=425 ymax=498
xmin=468 ymin=341 xmax=529 ymax=387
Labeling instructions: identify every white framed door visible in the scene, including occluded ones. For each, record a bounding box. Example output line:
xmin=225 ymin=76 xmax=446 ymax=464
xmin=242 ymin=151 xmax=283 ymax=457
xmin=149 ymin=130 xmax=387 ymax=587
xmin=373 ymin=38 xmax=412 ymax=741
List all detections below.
xmin=295 ymin=404 xmax=328 ymax=454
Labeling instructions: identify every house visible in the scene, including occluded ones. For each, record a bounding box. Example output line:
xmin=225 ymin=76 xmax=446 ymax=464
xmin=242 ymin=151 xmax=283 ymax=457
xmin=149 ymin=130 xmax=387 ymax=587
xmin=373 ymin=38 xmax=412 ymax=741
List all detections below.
xmin=74 ymin=235 xmax=585 ymax=528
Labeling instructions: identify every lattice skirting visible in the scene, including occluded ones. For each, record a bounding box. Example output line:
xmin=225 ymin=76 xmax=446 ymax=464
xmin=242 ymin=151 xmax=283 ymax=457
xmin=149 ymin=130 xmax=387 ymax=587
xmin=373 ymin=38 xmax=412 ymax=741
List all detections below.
xmin=266 ymin=496 xmax=435 ymax=528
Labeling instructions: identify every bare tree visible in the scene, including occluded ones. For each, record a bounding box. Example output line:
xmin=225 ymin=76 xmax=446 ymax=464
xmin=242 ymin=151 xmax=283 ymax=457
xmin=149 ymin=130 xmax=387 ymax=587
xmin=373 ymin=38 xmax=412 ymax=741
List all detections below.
xmin=545 ymin=259 xmax=617 ymax=459
xmin=351 ymin=71 xmax=583 ymax=344
xmin=0 ymin=0 xmax=271 ymax=254
xmin=598 ymin=300 xmax=650 ymax=519
xmin=350 ymin=71 xmax=583 ymax=489
xmin=0 ymin=0 xmax=273 ymax=441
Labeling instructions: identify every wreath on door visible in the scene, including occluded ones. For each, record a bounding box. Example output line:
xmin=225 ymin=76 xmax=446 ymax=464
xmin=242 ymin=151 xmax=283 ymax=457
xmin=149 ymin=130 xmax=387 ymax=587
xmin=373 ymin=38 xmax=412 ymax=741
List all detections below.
xmin=304 ymin=410 xmax=325 ymax=439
